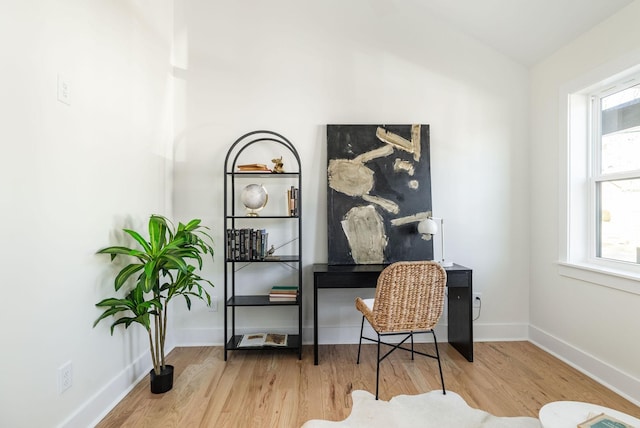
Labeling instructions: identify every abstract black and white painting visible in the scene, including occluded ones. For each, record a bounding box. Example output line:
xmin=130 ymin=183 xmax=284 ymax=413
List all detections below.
xmin=327 ymin=124 xmax=433 ymax=265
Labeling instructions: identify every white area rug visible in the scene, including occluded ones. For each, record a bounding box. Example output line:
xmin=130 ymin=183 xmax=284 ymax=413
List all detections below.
xmin=301 ymin=390 xmax=541 ymax=428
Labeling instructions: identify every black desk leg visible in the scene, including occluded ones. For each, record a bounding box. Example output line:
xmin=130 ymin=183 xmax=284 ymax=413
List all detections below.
xmin=447 ymin=275 xmax=474 ymax=362
xmin=314 ymin=284 xmax=319 ymax=365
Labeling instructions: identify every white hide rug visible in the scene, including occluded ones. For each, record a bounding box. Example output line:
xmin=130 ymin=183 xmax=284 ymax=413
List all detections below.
xmin=301 ymin=390 xmax=541 ymax=428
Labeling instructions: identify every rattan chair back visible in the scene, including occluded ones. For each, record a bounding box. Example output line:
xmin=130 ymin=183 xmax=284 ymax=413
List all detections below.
xmin=368 ymin=261 xmax=446 ymax=333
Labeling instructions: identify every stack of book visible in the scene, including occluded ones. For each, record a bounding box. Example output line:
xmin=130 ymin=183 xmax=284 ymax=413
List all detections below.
xmin=237 ymin=163 xmax=271 ymax=172
xmin=226 ymin=228 xmax=268 ymax=261
xmin=287 ymin=186 xmax=299 ymax=216
xmin=269 ymin=285 xmax=298 ymax=302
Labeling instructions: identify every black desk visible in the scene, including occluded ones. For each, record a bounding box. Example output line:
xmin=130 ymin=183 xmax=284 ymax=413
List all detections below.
xmin=313 ymin=263 xmax=473 ymax=365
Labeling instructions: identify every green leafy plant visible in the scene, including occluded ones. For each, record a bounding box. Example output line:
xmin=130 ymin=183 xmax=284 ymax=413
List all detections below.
xmin=94 ymin=215 xmax=214 ymax=375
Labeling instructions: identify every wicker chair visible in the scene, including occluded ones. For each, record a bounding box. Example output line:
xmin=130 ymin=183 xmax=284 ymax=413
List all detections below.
xmin=355 ymin=261 xmax=447 ymax=399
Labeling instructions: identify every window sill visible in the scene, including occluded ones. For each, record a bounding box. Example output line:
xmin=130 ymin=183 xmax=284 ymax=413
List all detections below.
xmin=558 ymin=261 xmax=640 ymax=296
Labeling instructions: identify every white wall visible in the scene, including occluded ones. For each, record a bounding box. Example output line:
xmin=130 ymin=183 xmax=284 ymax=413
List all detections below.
xmin=530 ymin=1 xmax=640 ymax=404
xmin=0 ymin=1 xmax=174 ymax=427
xmin=171 ymin=0 xmax=531 ymax=349
xmin=14 ymin=0 xmax=624 ymax=424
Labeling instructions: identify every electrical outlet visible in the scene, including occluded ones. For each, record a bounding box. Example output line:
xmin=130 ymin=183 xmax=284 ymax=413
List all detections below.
xmin=473 ymin=292 xmax=482 ymax=309
xmin=209 ymin=296 xmax=218 ymax=312
xmin=57 ymin=361 xmax=73 ymax=394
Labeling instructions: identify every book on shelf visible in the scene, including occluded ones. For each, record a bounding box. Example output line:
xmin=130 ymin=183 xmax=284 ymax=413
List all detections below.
xmin=577 ymin=412 xmax=633 ymax=428
xmin=286 ymin=186 xmax=299 ymax=216
xmin=226 ymin=228 xmax=268 ymax=261
xmin=269 ymin=285 xmax=298 ymax=302
xmin=237 ymin=163 xmax=271 ymax=172
xmin=238 ymin=333 xmax=288 ymax=347
xmin=269 ymin=295 xmax=297 ymax=302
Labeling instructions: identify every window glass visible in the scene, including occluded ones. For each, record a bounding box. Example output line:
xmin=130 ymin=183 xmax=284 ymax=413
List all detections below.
xmin=600 ymin=84 xmax=640 ymax=174
xmin=598 ymin=178 xmax=640 ymax=263
xmin=595 ymin=80 xmax=640 ymax=264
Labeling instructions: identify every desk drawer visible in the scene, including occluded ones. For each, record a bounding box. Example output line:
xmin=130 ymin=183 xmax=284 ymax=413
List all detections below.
xmin=446 ymin=271 xmax=470 ymax=288
xmin=314 ymin=271 xmax=380 ymax=288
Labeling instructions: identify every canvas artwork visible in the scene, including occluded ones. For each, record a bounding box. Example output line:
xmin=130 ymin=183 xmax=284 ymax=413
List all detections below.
xmin=327 ymin=124 xmax=433 ymax=265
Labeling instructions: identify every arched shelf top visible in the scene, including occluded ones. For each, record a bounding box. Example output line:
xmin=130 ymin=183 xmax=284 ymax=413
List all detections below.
xmin=224 ymin=130 xmax=301 ymax=174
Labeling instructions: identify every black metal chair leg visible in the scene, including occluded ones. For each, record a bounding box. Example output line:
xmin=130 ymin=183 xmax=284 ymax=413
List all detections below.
xmin=410 ymin=332 xmax=415 ymax=360
xmin=432 ymin=330 xmax=446 ymax=395
xmin=357 ymin=316 xmax=365 ymax=364
xmin=375 ymin=333 xmax=381 ymax=400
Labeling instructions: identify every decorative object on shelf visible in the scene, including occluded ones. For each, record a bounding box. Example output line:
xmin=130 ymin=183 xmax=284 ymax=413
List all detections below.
xmin=327 ymin=124 xmax=433 ymax=265
xmin=93 ymin=215 xmax=214 ymax=394
xmin=240 ymin=183 xmax=268 ymax=216
xmin=418 ymin=216 xmax=453 ymax=267
xmin=271 ymin=156 xmax=284 ymax=173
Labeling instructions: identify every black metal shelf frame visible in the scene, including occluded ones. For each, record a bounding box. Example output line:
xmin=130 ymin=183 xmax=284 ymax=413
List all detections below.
xmin=223 ymin=130 xmax=302 ymax=361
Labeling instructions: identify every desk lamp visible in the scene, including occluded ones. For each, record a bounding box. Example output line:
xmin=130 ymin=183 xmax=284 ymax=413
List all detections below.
xmin=418 ymin=217 xmax=453 ymax=267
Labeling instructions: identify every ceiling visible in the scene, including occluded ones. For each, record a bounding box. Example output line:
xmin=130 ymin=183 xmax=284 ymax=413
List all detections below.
xmin=419 ymin=0 xmax=634 ymax=66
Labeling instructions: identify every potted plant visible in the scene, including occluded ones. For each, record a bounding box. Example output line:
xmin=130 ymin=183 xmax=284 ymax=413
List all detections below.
xmin=93 ymin=215 xmax=214 ymax=393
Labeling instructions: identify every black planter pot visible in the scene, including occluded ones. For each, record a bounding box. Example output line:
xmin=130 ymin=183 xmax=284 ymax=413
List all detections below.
xmin=149 ymin=365 xmax=174 ymax=394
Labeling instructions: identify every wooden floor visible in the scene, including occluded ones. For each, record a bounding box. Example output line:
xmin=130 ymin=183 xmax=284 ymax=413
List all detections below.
xmin=96 ymin=342 xmax=640 ymax=427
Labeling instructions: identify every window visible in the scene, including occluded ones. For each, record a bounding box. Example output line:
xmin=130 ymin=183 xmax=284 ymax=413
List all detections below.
xmin=592 ymin=80 xmax=640 ymax=264
xmin=561 ymin=62 xmax=640 ymax=292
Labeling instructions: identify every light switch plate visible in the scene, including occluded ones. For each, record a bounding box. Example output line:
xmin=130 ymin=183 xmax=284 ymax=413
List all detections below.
xmin=57 ymin=75 xmax=70 ymax=105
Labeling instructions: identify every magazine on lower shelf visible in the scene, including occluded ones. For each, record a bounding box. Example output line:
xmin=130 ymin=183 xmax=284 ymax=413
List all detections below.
xmin=238 ymin=333 xmax=288 ymax=347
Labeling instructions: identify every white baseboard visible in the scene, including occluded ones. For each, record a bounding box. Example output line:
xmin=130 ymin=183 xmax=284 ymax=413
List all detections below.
xmin=473 ymin=322 xmax=529 ymax=342
xmin=172 ymin=321 xmax=530 ymax=346
xmin=174 ymin=327 xmax=224 ymax=346
xmin=529 ymin=325 xmax=640 ymax=406
xmin=57 ymin=349 xmax=156 ymax=428
xmin=174 ymin=324 xmax=449 ymax=346
xmin=314 ymin=323 xmax=449 ymax=344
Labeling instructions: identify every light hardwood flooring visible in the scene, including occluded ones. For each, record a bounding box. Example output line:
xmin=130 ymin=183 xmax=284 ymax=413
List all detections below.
xmin=96 ymin=342 xmax=640 ymax=427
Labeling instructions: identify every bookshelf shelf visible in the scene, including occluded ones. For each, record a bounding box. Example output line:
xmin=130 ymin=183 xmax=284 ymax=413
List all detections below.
xmin=225 ymin=255 xmax=300 ymax=263
xmin=225 ymin=172 xmax=300 ymax=177
xmin=226 ymin=334 xmax=301 ymax=351
xmin=224 ymin=215 xmax=299 ymax=219
xmin=223 ymin=130 xmax=303 ymax=361
xmin=227 ymin=295 xmax=300 ymax=306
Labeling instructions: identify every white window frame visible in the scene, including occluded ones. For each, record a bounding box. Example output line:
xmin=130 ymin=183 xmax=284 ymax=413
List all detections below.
xmin=559 ymin=58 xmax=640 ymax=295
xmin=591 ymin=83 xmax=640 ymax=263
